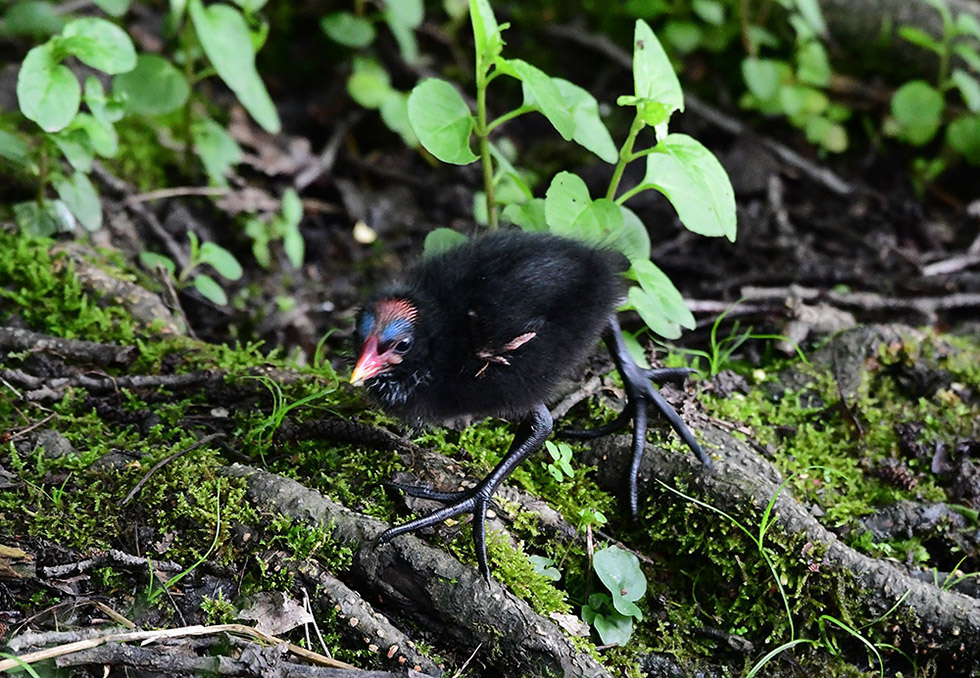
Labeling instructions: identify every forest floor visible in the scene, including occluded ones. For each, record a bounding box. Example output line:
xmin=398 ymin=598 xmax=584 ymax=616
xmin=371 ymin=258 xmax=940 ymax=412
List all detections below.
xmin=2 ymin=6 xmax=980 ymax=678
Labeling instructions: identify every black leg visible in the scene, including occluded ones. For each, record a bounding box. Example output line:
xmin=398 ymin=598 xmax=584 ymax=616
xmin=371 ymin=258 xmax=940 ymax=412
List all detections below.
xmin=378 ymin=402 xmax=553 ymax=581
xmin=602 ymin=316 xmax=710 ymax=516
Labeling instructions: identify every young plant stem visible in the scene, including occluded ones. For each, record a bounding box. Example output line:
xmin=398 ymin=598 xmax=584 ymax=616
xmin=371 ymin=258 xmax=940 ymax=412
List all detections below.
xmin=475 ymin=69 xmax=497 ymax=229
xmin=605 ymin=116 xmax=646 ymax=201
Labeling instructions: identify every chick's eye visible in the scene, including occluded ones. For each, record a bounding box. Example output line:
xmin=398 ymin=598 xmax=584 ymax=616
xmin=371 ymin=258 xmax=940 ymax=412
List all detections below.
xmin=394 ymin=337 xmax=413 ymax=353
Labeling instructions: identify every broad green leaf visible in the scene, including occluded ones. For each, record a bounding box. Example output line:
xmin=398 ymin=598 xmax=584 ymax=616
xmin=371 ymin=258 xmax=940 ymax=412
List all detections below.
xmin=640 ymin=133 xmax=736 ymax=240
xmin=633 ymin=20 xmax=683 ymax=116
xmin=954 ymin=43 xmax=980 ymax=73
xmin=947 ymin=114 xmax=980 ymax=164
xmin=793 ymin=0 xmax=827 ymax=36
xmin=692 ymin=0 xmax=725 ymax=25
xmin=568 ymin=197 xmax=623 ymax=245
xmin=140 ymin=251 xmax=177 ymax=277
xmin=347 ymin=57 xmax=392 ymax=109
xmin=407 ymin=78 xmax=478 ymax=164
xmin=199 ymin=241 xmax=243 ymax=280
xmin=192 ymin=117 xmax=243 ymax=186
xmin=188 ymin=0 xmax=280 ymax=133
xmin=952 ymin=70 xmax=980 ymax=113
xmin=544 ymin=171 xmax=592 ymax=233
xmin=17 ymin=44 xmax=80 ymax=132
xmin=529 ymin=555 xmax=560 ymax=581
xmin=114 ymin=54 xmax=189 ymax=115
xmin=0 ymin=130 xmax=33 ymax=169
xmin=796 ymin=40 xmax=830 ymax=87
xmin=613 ymin=205 xmax=651 ymax=262
xmin=386 ymin=0 xmax=424 ymax=28
xmin=283 ymin=226 xmax=304 ymax=269
xmin=192 ymin=273 xmax=228 ymax=305
xmin=93 ymin=0 xmax=130 ymax=17
xmin=890 ymin=80 xmax=943 ymax=146
xmin=423 ymin=228 xmax=468 ymax=256
xmin=69 ymin=112 xmax=118 ymax=158
xmin=956 ymin=12 xmax=980 ymax=41
xmin=51 ymin=128 xmax=95 ymax=171
xmin=230 ymin=0 xmax=270 ymax=12
xmin=554 ymin=78 xmax=617 ymax=163
xmin=1 ymin=1 xmax=64 ymax=37
xmin=506 ymin=59 xmax=574 ymax=140
xmin=14 ymin=199 xmax=74 ymax=236
xmin=502 ymin=198 xmax=548 ymax=231
xmin=54 ymin=172 xmax=101 ymax=231
xmin=380 ymin=91 xmax=418 ymax=146
xmin=627 ymin=286 xmax=681 ymax=339
xmin=593 ymin=545 xmax=646 ymax=619
xmin=61 ymin=18 xmax=136 ymax=74
xmin=320 ymin=12 xmax=376 ymax=47
xmin=630 ymin=259 xmax=695 ymax=331
xmin=741 ymin=57 xmax=788 ymax=102
xmin=804 ymin=115 xmax=847 ymax=152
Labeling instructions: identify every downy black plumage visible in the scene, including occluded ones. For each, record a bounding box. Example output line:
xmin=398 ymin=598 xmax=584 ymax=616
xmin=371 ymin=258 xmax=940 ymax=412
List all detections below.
xmin=351 ymin=230 xmax=709 ymax=580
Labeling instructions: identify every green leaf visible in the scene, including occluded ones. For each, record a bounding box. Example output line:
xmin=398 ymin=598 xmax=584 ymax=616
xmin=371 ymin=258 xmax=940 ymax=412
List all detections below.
xmin=199 ymin=241 xmax=243 ymax=280
xmin=741 ymin=57 xmax=789 ymax=102
xmin=793 ymin=0 xmax=827 ymax=36
xmin=639 ymin=133 xmax=737 ymax=240
xmin=114 ymin=54 xmax=189 ymax=115
xmin=952 ymin=69 xmax=980 ymax=113
xmin=956 ymin=12 xmax=980 ymax=41
xmin=897 ymin=25 xmax=942 ymax=54
xmin=613 ymin=205 xmax=651 ymax=262
xmin=283 ymin=226 xmax=304 ymax=269
xmin=386 ymin=0 xmax=424 ymax=28
xmin=281 ymin=188 xmax=302 ymax=227
xmin=423 ymin=228 xmax=468 ymax=256
xmin=140 ymin=251 xmax=177 ymax=277
xmin=93 ymin=0 xmax=130 ymax=17
xmin=529 ymin=555 xmax=560 ymax=581
xmin=890 ymin=80 xmax=944 ymax=146
xmin=50 ymin=128 xmax=95 ymax=171
xmin=633 ymin=20 xmax=683 ymax=116
xmin=506 ymin=58 xmax=574 ymax=140
xmin=544 ymin=171 xmax=592 ymax=233
xmin=347 ymin=57 xmax=392 ymax=109
xmin=61 ymin=18 xmax=136 ymax=73
xmin=192 ymin=273 xmax=228 ymax=306
xmin=502 ymin=198 xmax=548 ymax=231
xmin=192 ymin=117 xmax=243 ymax=186
xmin=663 ymin=20 xmax=702 ymax=55
xmin=380 ymin=91 xmax=418 ymax=146
xmin=796 ymin=40 xmax=830 ymax=87
xmin=0 ymin=130 xmax=33 ymax=169
xmin=947 ymin=114 xmax=980 ymax=164
xmin=627 ymin=262 xmax=694 ymax=338
xmin=692 ymin=0 xmax=725 ymax=25
xmin=1 ymin=1 xmax=65 ymax=37
xmin=54 ymin=172 xmax=102 ymax=231
xmin=320 ymin=12 xmax=376 ymax=47
xmin=591 ymin=611 xmax=633 ymax=646
xmin=593 ymin=545 xmax=646 ymax=619
xmin=14 ymin=199 xmax=74 ymax=236
xmin=954 ymin=43 xmax=980 ymax=72
xmin=804 ymin=115 xmax=848 ymax=152
xmin=188 ymin=0 xmax=280 ymax=133
xmin=407 ymin=78 xmax=478 ymax=164
xmin=384 ymin=8 xmax=419 ymax=63
xmin=17 ymin=44 xmax=81 ymax=132
xmin=469 ymin=0 xmax=503 ymax=65
xmin=554 ymin=78 xmax=618 ymax=163
xmin=85 ymin=76 xmax=125 ymax=125
xmin=69 ymin=113 xmax=118 ymax=158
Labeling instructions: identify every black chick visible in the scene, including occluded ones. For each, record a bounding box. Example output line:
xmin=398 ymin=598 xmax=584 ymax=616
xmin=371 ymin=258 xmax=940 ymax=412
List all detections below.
xmin=351 ymin=230 xmax=709 ymax=580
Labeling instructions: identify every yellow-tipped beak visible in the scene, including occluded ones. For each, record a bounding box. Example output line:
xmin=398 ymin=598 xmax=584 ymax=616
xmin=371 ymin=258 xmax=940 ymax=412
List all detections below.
xmin=350 ymin=336 xmax=383 ymax=387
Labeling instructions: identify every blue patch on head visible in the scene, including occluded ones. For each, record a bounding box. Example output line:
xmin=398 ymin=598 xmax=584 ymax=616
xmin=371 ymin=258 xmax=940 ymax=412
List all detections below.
xmin=380 ymin=317 xmax=412 ymax=343
xmin=359 ymin=312 xmax=375 ymax=338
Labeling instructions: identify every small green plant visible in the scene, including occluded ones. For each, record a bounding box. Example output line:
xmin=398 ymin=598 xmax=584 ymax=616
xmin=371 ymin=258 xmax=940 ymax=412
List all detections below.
xmin=140 ymin=231 xmax=243 ymax=306
xmin=542 ymin=440 xmax=574 ymax=483
xmin=407 ymin=0 xmax=736 ymax=342
xmin=581 ymin=544 xmax=648 ymax=646
xmin=243 ymin=188 xmax=305 ymax=269
xmin=738 ymin=0 xmax=849 ymax=153
xmin=245 ymin=375 xmax=337 ymax=448
xmin=201 ymin=589 xmax=238 ymax=625
xmin=885 ymin=0 xmax=980 ymax=183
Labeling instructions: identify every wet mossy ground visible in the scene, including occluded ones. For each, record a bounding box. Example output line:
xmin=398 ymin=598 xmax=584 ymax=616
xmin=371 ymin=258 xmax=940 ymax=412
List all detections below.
xmin=2 ymin=230 xmax=979 ymax=675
